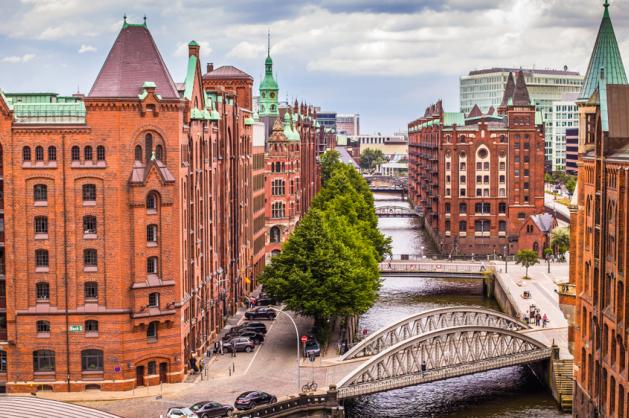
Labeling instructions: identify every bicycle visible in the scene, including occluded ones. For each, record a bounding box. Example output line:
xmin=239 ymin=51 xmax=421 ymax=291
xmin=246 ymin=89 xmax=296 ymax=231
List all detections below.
xmin=301 ymin=380 xmax=318 ymax=392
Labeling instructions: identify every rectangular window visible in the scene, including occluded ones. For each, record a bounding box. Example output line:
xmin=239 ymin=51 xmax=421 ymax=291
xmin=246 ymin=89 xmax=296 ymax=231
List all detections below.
xmin=84 ymin=282 xmax=98 ymax=300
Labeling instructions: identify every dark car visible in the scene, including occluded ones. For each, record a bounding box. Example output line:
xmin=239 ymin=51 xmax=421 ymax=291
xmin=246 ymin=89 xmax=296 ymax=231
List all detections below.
xmin=234 ymin=391 xmax=277 ymax=410
xmin=227 ymin=322 xmax=268 ymax=336
xmin=224 ymin=336 xmax=255 ymax=353
xmin=304 ymin=339 xmax=321 ymax=357
xmin=244 ymin=307 xmax=277 ymax=320
xmin=255 ymin=297 xmax=277 ymax=306
xmin=189 ymin=401 xmax=233 ymax=418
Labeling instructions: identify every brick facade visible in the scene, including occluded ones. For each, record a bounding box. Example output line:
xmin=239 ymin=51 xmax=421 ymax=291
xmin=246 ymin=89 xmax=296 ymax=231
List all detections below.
xmin=408 ymin=71 xmax=548 ymax=257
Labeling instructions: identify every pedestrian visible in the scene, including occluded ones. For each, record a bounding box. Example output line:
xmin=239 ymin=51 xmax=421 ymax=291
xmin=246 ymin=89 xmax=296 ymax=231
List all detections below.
xmin=523 ymin=313 xmax=529 ymax=324
xmin=231 ymin=340 xmax=237 ymax=357
xmin=543 ymin=313 xmax=548 ymax=328
xmin=536 ymin=312 xmax=541 ymax=326
xmin=421 ymin=361 xmax=427 ymax=374
xmin=244 ymin=297 xmax=250 ymax=309
xmin=188 ymin=355 xmax=195 ymax=374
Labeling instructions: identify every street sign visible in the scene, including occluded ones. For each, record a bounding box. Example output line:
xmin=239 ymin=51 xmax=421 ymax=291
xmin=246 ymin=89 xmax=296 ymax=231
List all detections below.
xmin=114 ymin=366 xmax=121 ymax=373
xmin=69 ymin=325 xmax=83 ymax=332
xmin=300 ymin=335 xmax=308 ymax=343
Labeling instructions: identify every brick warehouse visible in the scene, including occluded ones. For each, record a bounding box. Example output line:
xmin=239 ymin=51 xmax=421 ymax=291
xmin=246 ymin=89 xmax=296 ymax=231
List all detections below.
xmin=0 ymin=19 xmax=270 ymax=393
xmin=408 ymin=71 xmax=550 ymax=257
xmin=570 ymin=2 xmax=629 ymax=417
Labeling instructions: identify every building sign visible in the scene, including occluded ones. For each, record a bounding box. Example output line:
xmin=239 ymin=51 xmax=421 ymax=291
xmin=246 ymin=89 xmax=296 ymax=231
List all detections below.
xmin=69 ymin=325 xmax=83 ymax=332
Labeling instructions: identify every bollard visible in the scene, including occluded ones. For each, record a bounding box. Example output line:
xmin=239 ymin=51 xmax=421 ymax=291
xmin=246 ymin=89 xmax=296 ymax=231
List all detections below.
xmin=233 ymin=362 xmax=236 ymax=373
xmin=229 ymin=367 xmax=232 ymax=377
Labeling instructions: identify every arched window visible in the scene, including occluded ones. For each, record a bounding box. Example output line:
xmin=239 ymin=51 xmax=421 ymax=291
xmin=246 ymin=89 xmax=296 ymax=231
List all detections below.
xmin=147 ymin=321 xmax=158 ymax=341
xmin=145 ymin=134 xmax=153 ymax=161
xmin=35 ymin=250 xmax=49 ymax=269
xmin=23 ymin=146 xmax=31 ymax=161
xmin=271 ymin=202 xmax=285 ymax=219
xmin=35 ymin=146 xmax=44 ymax=161
xmin=135 ymin=145 xmax=143 ymax=162
xmin=518 ymin=212 xmax=526 ymax=220
xmin=33 ymin=350 xmax=55 ymax=372
xmin=147 ymin=256 xmax=158 ymax=274
xmin=148 ymin=292 xmax=160 ymax=308
xmin=275 ymin=162 xmax=281 ymax=172
xmin=272 ymin=179 xmax=285 ymax=196
xmin=146 ymin=193 xmax=158 ymax=211
xmin=84 ymin=281 xmax=98 ymax=300
xmin=83 ymin=215 xmax=97 ymax=235
xmin=96 ymin=146 xmax=105 ymax=161
xmin=34 ymin=184 xmax=47 ymax=202
xmin=48 ymin=146 xmax=56 ymax=161
xmin=71 ymin=146 xmax=80 ymax=161
xmin=35 ymin=216 xmax=48 ymax=234
xmin=84 ymin=146 xmax=93 ymax=161
xmin=82 ymin=184 xmax=96 ymax=202
xmin=147 ymin=224 xmax=158 ymax=243
xmin=83 ymin=249 xmax=97 ymax=268
xmin=81 ymin=349 xmax=103 ymax=371
xmin=36 ymin=320 xmax=50 ymax=333
xmin=85 ymin=320 xmax=99 ymax=332
xmin=533 ymin=242 xmax=539 ymax=252
xmin=270 ymin=226 xmax=281 ymax=243
xmin=459 ymin=203 xmax=467 ymax=214
xmin=155 ymin=145 xmax=163 ymax=161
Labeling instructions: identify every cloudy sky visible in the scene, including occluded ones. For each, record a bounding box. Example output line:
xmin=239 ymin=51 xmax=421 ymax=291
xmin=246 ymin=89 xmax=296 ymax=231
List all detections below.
xmin=1 ymin=0 xmax=628 ymax=133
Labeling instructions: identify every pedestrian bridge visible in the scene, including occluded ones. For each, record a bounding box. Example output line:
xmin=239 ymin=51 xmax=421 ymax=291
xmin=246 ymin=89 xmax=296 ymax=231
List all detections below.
xmin=375 ymin=206 xmax=419 ymax=218
xmin=379 ymin=261 xmax=488 ymax=278
xmin=336 ymin=325 xmax=552 ymax=399
xmin=341 ymin=307 xmax=530 ymax=360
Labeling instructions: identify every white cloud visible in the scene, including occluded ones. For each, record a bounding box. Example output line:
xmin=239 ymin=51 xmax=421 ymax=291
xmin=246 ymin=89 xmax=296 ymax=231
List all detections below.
xmin=78 ymin=44 xmax=96 ymax=53
xmin=227 ymin=41 xmax=266 ymax=60
xmin=2 ymin=54 xmax=35 ymax=63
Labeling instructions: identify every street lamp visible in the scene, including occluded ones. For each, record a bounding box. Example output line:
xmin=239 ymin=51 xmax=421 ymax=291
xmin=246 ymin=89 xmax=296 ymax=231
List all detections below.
xmin=503 ymin=245 xmax=508 ymax=273
xmin=267 ymin=307 xmax=301 ymax=392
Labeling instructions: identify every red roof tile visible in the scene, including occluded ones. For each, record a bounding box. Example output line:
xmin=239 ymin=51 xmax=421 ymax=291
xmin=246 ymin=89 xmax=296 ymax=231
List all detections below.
xmin=89 ymin=25 xmax=179 ymax=98
xmin=203 ymin=65 xmax=253 ymax=80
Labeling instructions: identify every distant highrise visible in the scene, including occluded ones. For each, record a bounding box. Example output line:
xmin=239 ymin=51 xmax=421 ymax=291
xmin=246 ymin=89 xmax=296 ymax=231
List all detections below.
xmin=460 ymin=67 xmax=584 ymax=169
xmin=336 ymin=113 xmax=360 ymax=135
xmin=549 ymin=94 xmax=579 ymax=172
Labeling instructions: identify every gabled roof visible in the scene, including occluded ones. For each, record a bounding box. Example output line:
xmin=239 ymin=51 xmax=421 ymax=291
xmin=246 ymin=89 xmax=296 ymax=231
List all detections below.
xmin=500 ymin=72 xmax=516 ymax=108
xmin=467 ymin=104 xmax=482 ymax=118
xmin=530 ymin=213 xmax=556 ymax=234
xmin=89 ymin=23 xmax=179 ymax=98
xmin=579 ymin=1 xmax=627 ymax=100
xmin=513 ymin=70 xmax=531 ymax=106
xmin=203 ymin=65 xmax=253 ymax=80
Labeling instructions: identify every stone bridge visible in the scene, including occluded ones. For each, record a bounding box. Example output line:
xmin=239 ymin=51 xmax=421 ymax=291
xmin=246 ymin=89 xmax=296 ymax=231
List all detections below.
xmin=375 ymin=205 xmax=419 ymax=218
xmin=379 ymin=261 xmax=489 ymax=278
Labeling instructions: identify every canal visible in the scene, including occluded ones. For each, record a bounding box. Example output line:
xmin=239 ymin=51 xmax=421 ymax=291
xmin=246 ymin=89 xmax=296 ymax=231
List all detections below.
xmin=344 ymin=192 xmax=569 ymax=418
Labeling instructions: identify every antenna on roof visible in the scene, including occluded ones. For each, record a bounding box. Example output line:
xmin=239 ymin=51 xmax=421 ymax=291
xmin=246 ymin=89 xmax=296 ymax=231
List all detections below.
xmin=123 ymin=13 xmax=127 ymax=24
xmin=267 ymin=29 xmax=271 ymax=57
xmin=143 ymin=15 xmax=147 ymax=26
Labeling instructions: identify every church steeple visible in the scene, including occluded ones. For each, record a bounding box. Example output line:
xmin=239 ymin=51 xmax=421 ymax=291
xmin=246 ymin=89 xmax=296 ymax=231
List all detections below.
xmin=579 ymin=0 xmax=628 ymax=99
xmin=259 ymin=30 xmax=279 ymax=117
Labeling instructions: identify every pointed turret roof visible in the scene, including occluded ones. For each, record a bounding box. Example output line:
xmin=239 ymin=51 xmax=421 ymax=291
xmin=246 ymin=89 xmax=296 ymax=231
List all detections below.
xmin=468 ymin=104 xmax=483 ymax=118
xmin=579 ymin=0 xmax=628 ymax=100
xmin=500 ymin=72 xmax=516 ymax=107
xmin=89 ymin=21 xmax=178 ymax=98
xmin=513 ymin=70 xmax=531 ymax=106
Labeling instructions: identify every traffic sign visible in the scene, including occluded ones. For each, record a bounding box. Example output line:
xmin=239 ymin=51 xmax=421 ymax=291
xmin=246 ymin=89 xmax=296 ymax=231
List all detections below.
xmin=69 ymin=325 xmax=83 ymax=332
xmin=300 ymin=335 xmax=308 ymax=343
xmin=114 ymin=366 xmax=121 ymax=373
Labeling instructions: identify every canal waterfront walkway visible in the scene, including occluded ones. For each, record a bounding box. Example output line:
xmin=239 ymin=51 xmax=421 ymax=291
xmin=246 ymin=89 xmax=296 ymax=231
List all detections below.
xmin=491 ymin=259 xmax=571 ymax=360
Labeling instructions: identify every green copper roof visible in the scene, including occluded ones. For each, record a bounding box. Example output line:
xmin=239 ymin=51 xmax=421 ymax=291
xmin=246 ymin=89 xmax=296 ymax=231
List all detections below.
xmin=442 ymin=113 xmax=464 ymax=127
xmin=12 ymin=102 xmax=86 ymax=124
xmin=579 ymin=1 xmax=628 ymax=99
xmin=283 ymin=112 xmax=300 ymax=141
xmin=244 ymin=117 xmax=255 ymax=126
xmin=183 ymin=55 xmax=198 ymax=101
xmin=188 ymin=40 xmax=199 ymax=47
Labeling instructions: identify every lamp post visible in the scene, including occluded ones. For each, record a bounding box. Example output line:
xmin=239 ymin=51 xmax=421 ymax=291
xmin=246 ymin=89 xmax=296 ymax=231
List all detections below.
xmin=267 ymin=307 xmax=301 ymax=392
xmin=503 ymin=245 xmax=508 ymax=273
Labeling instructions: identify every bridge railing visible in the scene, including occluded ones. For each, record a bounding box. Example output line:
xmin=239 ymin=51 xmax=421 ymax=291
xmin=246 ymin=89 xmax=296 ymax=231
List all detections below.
xmin=379 ymin=262 xmax=488 ymax=273
xmin=232 ymin=388 xmax=341 ymax=418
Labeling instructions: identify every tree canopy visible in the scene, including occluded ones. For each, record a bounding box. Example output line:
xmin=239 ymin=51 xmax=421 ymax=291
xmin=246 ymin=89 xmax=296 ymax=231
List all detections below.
xmin=320 ymin=150 xmax=343 ymax=185
xmin=515 ymin=249 xmax=539 ymax=279
xmin=359 ymin=148 xmax=386 ymax=173
xmin=550 ymin=227 xmax=570 ymax=255
xmin=261 ymin=162 xmax=390 ymax=340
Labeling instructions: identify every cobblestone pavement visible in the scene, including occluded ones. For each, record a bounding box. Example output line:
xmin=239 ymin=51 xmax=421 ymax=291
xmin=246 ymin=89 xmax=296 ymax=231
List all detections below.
xmin=77 ymin=311 xmax=360 ymax=418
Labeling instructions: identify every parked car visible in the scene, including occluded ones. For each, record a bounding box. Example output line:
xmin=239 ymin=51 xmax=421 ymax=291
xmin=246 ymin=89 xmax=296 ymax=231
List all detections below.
xmin=223 ymin=330 xmax=264 ymax=345
xmin=224 ymin=336 xmax=255 ymax=353
xmin=189 ymin=401 xmax=233 ymax=418
xmin=166 ymin=407 xmax=198 ymax=418
xmin=256 ymin=297 xmax=276 ymax=306
xmin=234 ymin=391 xmax=277 ymax=410
xmin=304 ymin=338 xmax=321 ymax=357
xmin=244 ymin=307 xmax=277 ymax=320
xmin=240 ymin=322 xmax=268 ymax=334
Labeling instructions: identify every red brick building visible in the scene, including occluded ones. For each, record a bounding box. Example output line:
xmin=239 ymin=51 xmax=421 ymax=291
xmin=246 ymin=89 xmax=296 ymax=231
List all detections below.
xmin=571 ymin=2 xmax=629 ymax=417
xmin=408 ymin=71 xmax=548 ymax=257
xmin=0 ymin=20 xmax=254 ymax=393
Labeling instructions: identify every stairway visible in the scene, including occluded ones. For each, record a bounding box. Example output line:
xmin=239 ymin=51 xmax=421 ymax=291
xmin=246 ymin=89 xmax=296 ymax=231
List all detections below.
xmin=552 ymin=359 xmax=573 ymax=412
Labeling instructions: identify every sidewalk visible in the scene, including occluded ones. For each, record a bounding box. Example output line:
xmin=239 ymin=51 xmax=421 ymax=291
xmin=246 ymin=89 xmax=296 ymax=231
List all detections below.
xmin=491 ymin=259 xmax=572 ymax=359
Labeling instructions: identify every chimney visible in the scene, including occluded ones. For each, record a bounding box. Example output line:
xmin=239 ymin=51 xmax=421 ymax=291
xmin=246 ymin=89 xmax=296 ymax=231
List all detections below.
xmin=207 ymin=62 xmax=214 ymax=73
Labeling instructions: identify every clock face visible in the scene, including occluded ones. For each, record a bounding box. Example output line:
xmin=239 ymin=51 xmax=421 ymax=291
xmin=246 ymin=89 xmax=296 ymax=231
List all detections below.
xmin=270 ymin=92 xmax=276 ymax=98
xmin=261 ymin=92 xmax=266 ymax=98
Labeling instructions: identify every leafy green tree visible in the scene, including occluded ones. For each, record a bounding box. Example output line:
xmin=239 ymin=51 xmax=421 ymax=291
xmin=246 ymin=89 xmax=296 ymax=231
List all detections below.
xmin=360 ymin=148 xmax=386 ymax=173
xmin=515 ymin=249 xmax=539 ymax=279
xmin=320 ymin=150 xmax=343 ymax=185
xmin=565 ymin=176 xmax=576 ymax=194
xmin=550 ymin=227 xmax=570 ymax=256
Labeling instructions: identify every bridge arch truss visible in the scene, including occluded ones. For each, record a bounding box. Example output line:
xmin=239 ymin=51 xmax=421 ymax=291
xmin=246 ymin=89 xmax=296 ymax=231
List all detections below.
xmin=341 ymin=307 xmax=529 ymax=360
xmin=336 ymin=325 xmax=552 ymax=399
